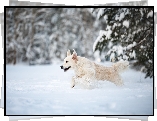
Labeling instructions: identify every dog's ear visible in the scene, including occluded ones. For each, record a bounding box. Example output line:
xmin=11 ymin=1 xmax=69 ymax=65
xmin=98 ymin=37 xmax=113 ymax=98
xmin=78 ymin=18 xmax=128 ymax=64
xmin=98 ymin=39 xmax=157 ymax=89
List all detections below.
xmin=73 ymin=49 xmax=77 ymax=54
xmin=67 ymin=50 xmax=71 ymax=56
xmin=72 ymin=50 xmax=78 ymax=61
xmin=72 ymin=53 xmax=77 ymax=61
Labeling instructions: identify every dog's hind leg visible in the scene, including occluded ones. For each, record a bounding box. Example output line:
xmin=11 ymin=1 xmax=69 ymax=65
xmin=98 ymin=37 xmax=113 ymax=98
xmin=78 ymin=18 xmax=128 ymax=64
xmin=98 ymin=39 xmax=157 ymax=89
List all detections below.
xmin=114 ymin=76 xmax=124 ymax=86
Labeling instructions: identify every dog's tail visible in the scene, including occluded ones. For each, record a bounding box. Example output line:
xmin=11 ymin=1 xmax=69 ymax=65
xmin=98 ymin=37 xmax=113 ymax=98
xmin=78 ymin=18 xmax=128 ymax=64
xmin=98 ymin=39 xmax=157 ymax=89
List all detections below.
xmin=112 ymin=61 xmax=129 ymax=73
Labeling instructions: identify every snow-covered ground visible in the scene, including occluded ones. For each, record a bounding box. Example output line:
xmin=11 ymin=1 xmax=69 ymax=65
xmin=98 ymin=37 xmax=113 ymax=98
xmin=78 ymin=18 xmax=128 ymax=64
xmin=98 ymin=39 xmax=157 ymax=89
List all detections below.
xmin=6 ymin=62 xmax=153 ymax=116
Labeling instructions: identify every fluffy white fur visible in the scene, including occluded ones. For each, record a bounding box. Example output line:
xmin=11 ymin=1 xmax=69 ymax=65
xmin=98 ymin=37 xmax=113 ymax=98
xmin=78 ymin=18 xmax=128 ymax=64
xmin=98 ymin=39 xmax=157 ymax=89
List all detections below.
xmin=60 ymin=50 xmax=129 ymax=88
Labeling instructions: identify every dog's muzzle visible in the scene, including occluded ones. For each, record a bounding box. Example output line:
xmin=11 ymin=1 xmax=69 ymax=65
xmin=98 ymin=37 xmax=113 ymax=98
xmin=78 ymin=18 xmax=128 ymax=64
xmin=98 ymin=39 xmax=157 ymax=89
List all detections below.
xmin=60 ymin=66 xmax=71 ymax=72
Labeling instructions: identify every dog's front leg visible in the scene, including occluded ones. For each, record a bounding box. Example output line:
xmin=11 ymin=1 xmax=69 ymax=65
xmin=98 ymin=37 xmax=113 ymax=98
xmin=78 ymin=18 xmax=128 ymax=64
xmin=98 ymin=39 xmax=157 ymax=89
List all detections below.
xmin=71 ymin=76 xmax=77 ymax=88
xmin=82 ymin=68 xmax=95 ymax=87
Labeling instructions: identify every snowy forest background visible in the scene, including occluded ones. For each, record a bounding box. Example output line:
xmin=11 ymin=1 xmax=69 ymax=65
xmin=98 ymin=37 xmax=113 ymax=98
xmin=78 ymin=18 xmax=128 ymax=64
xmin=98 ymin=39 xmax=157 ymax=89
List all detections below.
xmin=6 ymin=7 xmax=153 ymax=78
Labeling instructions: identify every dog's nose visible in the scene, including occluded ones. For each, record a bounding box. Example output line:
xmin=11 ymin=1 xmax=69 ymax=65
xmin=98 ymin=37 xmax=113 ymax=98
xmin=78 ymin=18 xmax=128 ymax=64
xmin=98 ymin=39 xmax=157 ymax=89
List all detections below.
xmin=60 ymin=66 xmax=63 ymax=69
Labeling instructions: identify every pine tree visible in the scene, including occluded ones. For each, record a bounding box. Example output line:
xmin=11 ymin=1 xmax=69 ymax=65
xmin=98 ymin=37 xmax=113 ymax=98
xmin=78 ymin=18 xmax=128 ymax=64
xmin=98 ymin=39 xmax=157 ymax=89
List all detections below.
xmin=93 ymin=8 xmax=153 ymax=78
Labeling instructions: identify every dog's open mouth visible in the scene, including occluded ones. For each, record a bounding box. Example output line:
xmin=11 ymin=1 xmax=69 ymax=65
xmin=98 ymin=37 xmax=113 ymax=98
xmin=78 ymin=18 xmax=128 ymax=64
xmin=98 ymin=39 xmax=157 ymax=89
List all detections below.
xmin=64 ymin=66 xmax=71 ymax=72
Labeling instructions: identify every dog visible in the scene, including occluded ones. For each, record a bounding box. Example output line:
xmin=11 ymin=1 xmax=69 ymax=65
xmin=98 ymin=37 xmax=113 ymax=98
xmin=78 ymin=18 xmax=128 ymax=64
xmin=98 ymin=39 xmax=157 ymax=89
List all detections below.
xmin=60 ymin=49 xmax=129 ymax=88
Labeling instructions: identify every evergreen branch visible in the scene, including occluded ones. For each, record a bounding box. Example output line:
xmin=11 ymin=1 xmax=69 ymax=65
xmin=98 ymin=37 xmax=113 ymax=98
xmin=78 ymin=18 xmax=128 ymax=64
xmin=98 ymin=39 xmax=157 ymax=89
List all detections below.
xmin=126 ymin=28 xmax=151 ymax=51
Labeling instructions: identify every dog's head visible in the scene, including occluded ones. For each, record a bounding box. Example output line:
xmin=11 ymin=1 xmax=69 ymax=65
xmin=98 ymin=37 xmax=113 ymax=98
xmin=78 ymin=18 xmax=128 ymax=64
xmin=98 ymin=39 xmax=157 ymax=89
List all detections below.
xmin=60 ymin=49 xmax=78 ymax=72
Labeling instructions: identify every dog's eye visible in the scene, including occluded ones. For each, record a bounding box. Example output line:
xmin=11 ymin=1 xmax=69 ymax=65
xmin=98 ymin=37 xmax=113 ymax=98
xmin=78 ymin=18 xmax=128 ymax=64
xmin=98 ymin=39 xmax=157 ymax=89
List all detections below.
xmin=66 ymin=61 xmax=68 ymax=63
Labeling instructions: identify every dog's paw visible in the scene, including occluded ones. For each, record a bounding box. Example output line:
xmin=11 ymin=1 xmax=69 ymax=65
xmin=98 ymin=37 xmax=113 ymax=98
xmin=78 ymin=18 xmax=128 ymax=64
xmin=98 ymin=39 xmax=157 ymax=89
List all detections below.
xmin=71 ymin=85 xmax=75 ymax=88
xmin=71 ymin=84 xmax=75 ymax=88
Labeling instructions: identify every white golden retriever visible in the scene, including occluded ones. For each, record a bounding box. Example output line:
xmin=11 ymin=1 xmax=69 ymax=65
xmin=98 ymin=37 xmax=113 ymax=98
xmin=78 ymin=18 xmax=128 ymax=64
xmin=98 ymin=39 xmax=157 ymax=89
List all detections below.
xmin=60 ymin=50 xmax=129 ymax=88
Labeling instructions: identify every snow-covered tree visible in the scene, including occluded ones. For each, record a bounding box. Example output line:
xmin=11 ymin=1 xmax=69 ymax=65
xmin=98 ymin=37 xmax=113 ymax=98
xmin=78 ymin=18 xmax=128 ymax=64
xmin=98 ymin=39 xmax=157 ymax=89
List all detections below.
xmin=6 ymin=8 xmax=103 ymax=65
xmin=93 ymin=8 xmax=153 ymax=78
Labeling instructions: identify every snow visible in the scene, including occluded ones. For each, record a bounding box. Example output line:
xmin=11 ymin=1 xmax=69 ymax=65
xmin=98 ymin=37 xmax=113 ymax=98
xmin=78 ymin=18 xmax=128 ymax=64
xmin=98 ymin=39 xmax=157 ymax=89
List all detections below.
xmin=91 ymin=8 xmax=94 ymax=13
xmin=132 ymin=50 xmax=136 ymax=59
xmin=51 ymin=14 xmax=58 ymax=23
xmin=110 ymin=53 xmax=115 ymax=61
xmin=140 ymin=45 xmax=144 ymax=48
xmin=140 ymin=9 xmax=144 ymax=17
xmin=114 ymin=32 xmax=118 ymax=36
xmin=133 ymin=41 xmax=136 ymax=46
xmin=119 ymin=12 xmax=125 ymax=21
xmin=125 ymin=9 xmax=129 ymax=15
xmin=115 ymin=12 xmax=125 ymax=21
xmin=123 ymin=55 xmax=129 ymax=60
xmin=129 ymin=50 xmax=136 ymax=59
xmin=93 ymin=37 xmax=100 ymax=52
xmin=117 ymin=46 xmax=123 ymax=55
xmin=93 ymin=26 xmax=113 ymax=49
xmin=127 ymin=43 xmax=133 ymax=50
xmin=93 ymin=30 xmax=105 ymax=52
xmin=113 ymin=23 xmax=117 ymax=29
xmin=93 ymin=51 xmax=101 ymax=62
xmin=126 ymin=42 xmax=136 ymax=50
xmin=97 ymin=8 xmax=105 ymax=19
xmin=101 ymin=26 xmax=112 ymax=40
xmin=6 ymin=63 xmax=153 ymax=115
xmin=34 ymin=21 xmax=45 ymax=26
xmin=107 ymin=45 xmax=124 ymax=58
xmin=123 ymin=20 xmax=129 ymax=28
xmin=105 ymin=29 xmax=112 ymax=39
xmin=104 ymin=15 xmax=108 ymax=22
xmin=108 ymin=41 xmax=113 ymax=48
xmin=147 ymin=10 xmax=153 ymax=18
xmin=148 ymin=60 xmax=152 ymax=63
